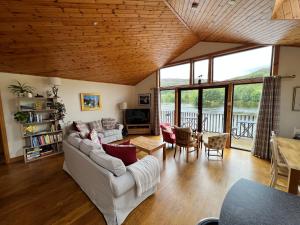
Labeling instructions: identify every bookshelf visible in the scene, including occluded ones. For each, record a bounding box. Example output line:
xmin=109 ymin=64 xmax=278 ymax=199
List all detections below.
xmin=16 ymin=97 xmax=63 ymax=163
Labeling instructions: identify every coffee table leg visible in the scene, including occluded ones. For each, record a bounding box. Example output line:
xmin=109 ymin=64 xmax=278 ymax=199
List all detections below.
xmin=163 ymin=144 xmax=166 ymax=160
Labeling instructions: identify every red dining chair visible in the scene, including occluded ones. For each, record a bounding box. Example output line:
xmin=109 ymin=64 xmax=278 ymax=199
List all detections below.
xmin=160 ymin=123 xmax=176 ymax=148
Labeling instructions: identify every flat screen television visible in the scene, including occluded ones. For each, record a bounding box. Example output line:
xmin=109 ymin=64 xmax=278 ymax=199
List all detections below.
xmin=125 ymin=109 xmax=150 ymax=124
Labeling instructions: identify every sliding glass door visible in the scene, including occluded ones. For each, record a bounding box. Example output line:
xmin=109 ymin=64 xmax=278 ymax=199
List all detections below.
xmin=179 ymin=89 xmax=199 ymax=130
xmin=231 ymin=83 xmax=263 ymax=150
xmin=160 ymin=90 xmax=175 ymax=125
xmin=201 ymin=87 xmax=227 ymax=140
xmin=179 ymin=87 xmax=227 ymax=135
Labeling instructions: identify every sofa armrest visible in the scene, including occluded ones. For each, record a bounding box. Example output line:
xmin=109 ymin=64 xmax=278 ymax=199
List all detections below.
xmin=115 ymin=123 xmax=124 ymax=131
xmin=110 ymin=171 xmax=135 ymax=197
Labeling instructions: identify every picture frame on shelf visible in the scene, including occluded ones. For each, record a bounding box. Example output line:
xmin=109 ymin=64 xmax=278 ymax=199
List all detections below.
xmin=138 ymin=93 xmax=151 ymax=107
xmin=292 ymin=87 xmax=300 ymax=111
xmin=80 ymin=93 xmax=101 ymax=111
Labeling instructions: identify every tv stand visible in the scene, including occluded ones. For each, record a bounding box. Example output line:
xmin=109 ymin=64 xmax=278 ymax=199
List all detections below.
xmin=126 ymin=124 xmax=151 ymax=135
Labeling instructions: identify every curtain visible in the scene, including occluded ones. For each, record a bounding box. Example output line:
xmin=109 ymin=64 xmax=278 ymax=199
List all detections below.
xmin=252 ymin=77 xmax=281 ymax=160
xmin=153 ymin=88 xmax=160 ymax=136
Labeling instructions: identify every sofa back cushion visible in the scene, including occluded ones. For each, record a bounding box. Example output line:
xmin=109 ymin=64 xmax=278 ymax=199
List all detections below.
xmin=89 ymin=150 xmax=126 ymax=177
xmin=102 ymin=143 xmax=137 ymax=166
xmin=89 ymin=120 xmax=103 ymax=132
xmin=79 ymin=139 xmax=104 ymax=156
xmin=73 ymin=121 xmax=90 ymax=138
xmin=101 ymin=118 xmax=116 ymax=130
xmin=67 ymin=133 xmax=83 ymax=149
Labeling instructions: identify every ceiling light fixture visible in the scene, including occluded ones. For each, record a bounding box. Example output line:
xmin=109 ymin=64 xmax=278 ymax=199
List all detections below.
xmin=192 ymin=2 xmax=199 ymax=8
xmin=93 ymin=21 xmax=98 ymax=26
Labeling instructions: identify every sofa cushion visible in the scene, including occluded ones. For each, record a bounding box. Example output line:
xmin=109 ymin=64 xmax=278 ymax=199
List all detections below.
xmin=88 ymin=129 xmax=101 ymax=146
xmin=79 ymin=139 xmax=104 ymax=156
xmin=102 ymin=129 xmax=120 ymax=137
xmin=89 ymin=120 xmax=104 ymax=132
xmin=73 ymin=121 xmax=90 ymax=138
xmin=89 ymin=150 xmax=126 ymax=177
xmin=102 ymin=118 xmax=116 ymax=130
xmin=67 ymin=133 xmax=83 ymax=149
xmin=102 ymin=144 xmax=137 ymax=166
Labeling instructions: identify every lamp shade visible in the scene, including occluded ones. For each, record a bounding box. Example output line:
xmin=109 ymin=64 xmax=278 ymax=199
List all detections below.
xmin=49 ymin=77 xmax=62 ymax=86
xmin=119 ymin=102 xmax=127 ymax=110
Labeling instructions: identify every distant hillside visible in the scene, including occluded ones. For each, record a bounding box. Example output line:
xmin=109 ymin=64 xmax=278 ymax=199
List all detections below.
xmin=161 ymin=78 xmax=189 ymax=87
xmin=229 ymin=68 xmax=270 ymax=80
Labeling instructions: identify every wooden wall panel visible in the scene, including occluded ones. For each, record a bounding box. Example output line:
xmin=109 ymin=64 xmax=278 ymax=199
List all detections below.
xmin=167 ymin=0 xmax=300 ymax=46
xmin=0 ymin=0 xmax=199 ymax=85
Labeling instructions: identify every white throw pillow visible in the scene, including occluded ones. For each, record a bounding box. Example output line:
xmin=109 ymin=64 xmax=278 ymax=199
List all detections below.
xmin=89 ymin=150 xmax=126 ymax=177
xmin=79 ymin=139 xmax=104 ymax=156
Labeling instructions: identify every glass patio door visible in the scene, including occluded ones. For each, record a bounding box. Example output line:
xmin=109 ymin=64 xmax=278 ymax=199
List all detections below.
xmin=179 ymin=87 xmax=227 ymax=134
xmin=200 ymin=87 xmax=227 ymax=140
xmin=231 ymin=83 xmax=263 ymax=151
xmin=179 ymin=89 xmax=199 ymax=130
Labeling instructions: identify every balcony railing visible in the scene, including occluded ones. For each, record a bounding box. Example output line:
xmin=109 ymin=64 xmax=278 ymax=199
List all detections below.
xmin=160 ymin=110 xmax=257 ymax=139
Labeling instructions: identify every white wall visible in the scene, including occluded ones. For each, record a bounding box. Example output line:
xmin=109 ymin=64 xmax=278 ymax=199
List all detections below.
xmin=278 ymin=46 xmax=300 ymax=137
xmin=0 ymin=72 xmax=135 ymax=158
xmin=172 ymin=41 xmax=242 ymax=62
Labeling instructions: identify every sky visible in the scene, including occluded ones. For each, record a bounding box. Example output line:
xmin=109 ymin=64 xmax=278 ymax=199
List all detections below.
xmin=160 ymin=46 xmax=273 ymax=81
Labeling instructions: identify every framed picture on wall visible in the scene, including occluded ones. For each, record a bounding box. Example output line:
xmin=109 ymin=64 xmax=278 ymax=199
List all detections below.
xmin=138 ymin=93 xmax=151 ymax=107
xmin=292 ymin=87 xmax=300 ymax=111
xmin=80 ymin=93 xmax=101 ymax=111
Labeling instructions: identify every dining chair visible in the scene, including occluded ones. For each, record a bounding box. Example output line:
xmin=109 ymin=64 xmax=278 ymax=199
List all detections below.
xmin=204 ymin=133 xmax=229 ymax=160
xmin=270 ymin=132 xmax=288 ymax=188
xmin=174 ymin=127 xmax=202 ymax=162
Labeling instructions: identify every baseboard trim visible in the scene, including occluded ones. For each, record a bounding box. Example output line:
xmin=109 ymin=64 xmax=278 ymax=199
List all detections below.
xmin=9 ymin=155 xmax=24 ymax=163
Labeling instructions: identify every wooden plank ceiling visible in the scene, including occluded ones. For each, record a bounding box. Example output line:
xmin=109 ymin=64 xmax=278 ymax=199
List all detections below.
xmin=166 ymin=0 xmax=300 ymax=45
xmin=272 ymin=0 xmax=300 ymax=19
xmin=0 ymin=0 xmax=199 ymax=85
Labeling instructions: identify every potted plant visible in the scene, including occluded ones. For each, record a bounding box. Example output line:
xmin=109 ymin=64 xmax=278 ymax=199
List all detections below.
xmin=14 ymin=111 xmax=29 ymax=123
xmin=8 ymin=81 xmax=35 ymax=97
xmin=52 ymin=102 xmax=66 ymax=120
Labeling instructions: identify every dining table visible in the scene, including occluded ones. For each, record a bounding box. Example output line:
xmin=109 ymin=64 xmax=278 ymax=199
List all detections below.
xmin=276 ymin=137 xmax=300 ymax=194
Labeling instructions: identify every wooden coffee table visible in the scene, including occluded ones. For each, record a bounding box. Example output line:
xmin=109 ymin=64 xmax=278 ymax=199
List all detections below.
xmin=130 ymin=136 xmax=166 ymax=160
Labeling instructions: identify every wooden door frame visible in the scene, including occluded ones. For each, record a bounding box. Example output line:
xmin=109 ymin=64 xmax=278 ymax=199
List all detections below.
xmin=0 ymin=94 xmax=10 ymax=164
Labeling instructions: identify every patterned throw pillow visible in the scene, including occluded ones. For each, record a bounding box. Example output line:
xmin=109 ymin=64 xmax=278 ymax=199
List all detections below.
xmin=101 ymin=118 xmax=116 ymax=130
xmin=89 ymin=120 xmax=103 ymax=132
xmin=73 ymin=121 xmax=90 ymax=138
xmin=88 ymin=129 xmax=101 ymax=147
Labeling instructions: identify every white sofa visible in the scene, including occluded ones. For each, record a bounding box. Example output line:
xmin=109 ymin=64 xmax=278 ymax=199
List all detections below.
xmin=67 ymin=119 xmax=123 ymax=144
xmin=63 ymin=134 xmax=159 ymax=225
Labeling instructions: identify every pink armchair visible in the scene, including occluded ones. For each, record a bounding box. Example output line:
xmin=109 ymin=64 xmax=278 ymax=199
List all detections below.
xmin=160 ymin=123 xmax=176 ymax=148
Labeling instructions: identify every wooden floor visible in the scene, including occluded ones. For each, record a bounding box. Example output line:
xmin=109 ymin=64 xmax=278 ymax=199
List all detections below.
xmin=0 ymin=136 xmax=278 ymax=225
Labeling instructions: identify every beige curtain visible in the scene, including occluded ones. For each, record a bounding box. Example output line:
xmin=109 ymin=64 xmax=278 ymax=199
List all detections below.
xmin=153 ymin=88 xmax=160 ymax=136
xmin=252 ymin=77 xmax=281 ymax=160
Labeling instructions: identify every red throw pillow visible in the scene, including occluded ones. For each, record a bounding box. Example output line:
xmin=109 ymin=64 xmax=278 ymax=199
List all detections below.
xmin=120 ymin=140 xmax=130 ymax=145
xmin=102 ymin=144 xmax=137 ymax=166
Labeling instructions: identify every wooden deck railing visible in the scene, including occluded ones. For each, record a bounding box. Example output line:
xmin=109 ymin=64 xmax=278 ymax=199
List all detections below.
xmin=160 ymin=110 xmax=257 ymax=138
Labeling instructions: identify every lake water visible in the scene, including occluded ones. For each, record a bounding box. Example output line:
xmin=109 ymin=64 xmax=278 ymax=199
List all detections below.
xmin=161 ymin=103 xmax=259 ymax=114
